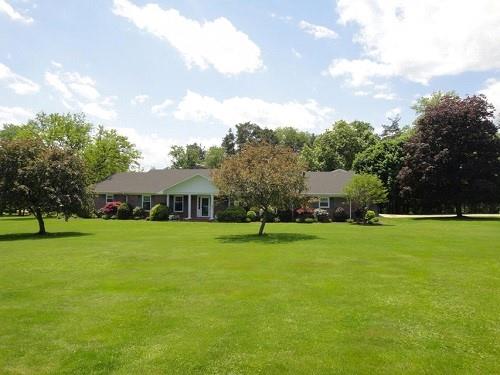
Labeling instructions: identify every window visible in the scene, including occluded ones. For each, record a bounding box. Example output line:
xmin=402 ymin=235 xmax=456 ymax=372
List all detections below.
xmin=106 ymin=193 xmax=114 ymax=203
xmin=319 ymin=197 xmax=330 ymax=209
xmin=174 ymin=196 xmax=184 ymax=212
xmin=142 ymin=195 xmax=151 ymax=211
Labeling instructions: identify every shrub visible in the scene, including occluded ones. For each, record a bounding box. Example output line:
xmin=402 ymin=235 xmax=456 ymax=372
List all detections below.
xmin=132 ymin=206 xmax=145 ymax=219
xmin=117 ymin=202 xmax=133 ymax=220
xmin=365 ymin=210 xmax=379 ymax=224
xmin=295 ymin=217 xmax=304 ymax=223
xmin=110 ymin=215 xmax=117 ymax=220
xmin=314 ymin=208 xmax=330 ymax=222
xmin=304 ymin=217 xmax=314 ymax=223
xmin=277 ymin=209 xmax=293 ymax=222
xmin=333 ymin=207 xmax=347 ymax=222
xmin=102 ymin=214 xmax=110 ymax=220
xmin=295 ymin=207 xmax=314 ymax=219
xmin=216 ymin=206 xmax=247 ymax=222
xmin=150 ymin=204 xmax=170 ymax=221
xmin=245 ymin=217 xmax=252 ymax=223
xmin=246 ymin=210 xmax=257 ymax=221
xmin=169 ymin=214 xmax=180 ymax=221
xmin=101 ymin=201 xmax=121 ymax=216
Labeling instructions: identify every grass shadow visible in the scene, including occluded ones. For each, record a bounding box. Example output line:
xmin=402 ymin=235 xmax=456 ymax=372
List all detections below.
xmin=0 ymin=217 xmax=35 ymax=221
xmin=216 ymin=232 xmax=320 ymax=244
xmin=0 ymin=231 xmax=91 ymax=242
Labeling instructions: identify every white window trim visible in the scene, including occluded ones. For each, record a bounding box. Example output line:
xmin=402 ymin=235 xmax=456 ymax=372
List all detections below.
xmin=174 ymin=195 xmax=184 ymax=212
xmin=106 ymin=193 xmax=114 ymax=203
xmin=319 ymin=197 xmax=330 ymax=209
xmin=142 ymin=194 xmax=151 ymax=210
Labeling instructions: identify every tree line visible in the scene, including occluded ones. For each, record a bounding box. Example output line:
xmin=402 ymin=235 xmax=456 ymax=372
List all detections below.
xmin=171 ymin=92 xmax=500 ymax=215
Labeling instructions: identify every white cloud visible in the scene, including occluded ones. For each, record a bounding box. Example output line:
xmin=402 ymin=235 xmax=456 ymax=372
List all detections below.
xmin=299 ymin=20 xmax=338 ymax=39
xmin=291 ymin=48 xmax=302 ymax=59
xmin=0 ymin=63 xmax=39 ymax=95
xmin=131 ymin=94 xmax=149 ymax=105
xmin=44 ymin=65 xmax=117 ymax=121
xmin=112 ymin=0 xmax=264 ymax=75
xmin=385 ymin=107 xmax=401 ymax=119
xmin=174 ymin=90 xmax=334 ymax=130
xmin=0 ymin=106 xmax=34 ymax=126
xmin=0 ymin=0 xmax=33 ymax=24
xmin=151 ymin=98 xmax=174 ymax=117
xmin=114 ymin=127 xmax=220 ymax=169
xmin=327 ymin=58 xmax=393 ymax=87
xmin=479 ymin=78 xmax=500 ymax=117
xmin=335 ymin=0 xmax=500 ymax=85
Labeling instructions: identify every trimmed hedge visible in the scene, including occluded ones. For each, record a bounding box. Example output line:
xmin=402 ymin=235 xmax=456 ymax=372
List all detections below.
xmin=217 ymin=206 xmax=247 ymax=222
xmin=150 ymin=204 xmax=170 ymax=221
xmin=117 ymin=202 xmax=133 ymax=220
xmin=333 ymin=207 xmax=347 ymax=222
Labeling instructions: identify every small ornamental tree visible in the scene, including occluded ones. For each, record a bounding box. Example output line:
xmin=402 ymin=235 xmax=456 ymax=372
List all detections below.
xmin=212 ymin=143 xmax=307 ymax=235
xmin=0 ymin=139 xmax=88 ymax=234
xmin=344 ymin=174 xmax=388 ymax=223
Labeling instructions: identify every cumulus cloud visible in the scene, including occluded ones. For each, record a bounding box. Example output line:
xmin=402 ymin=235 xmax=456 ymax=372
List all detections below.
xmin=0 ymin=106 xmax=34 ymax=127
xmin=332 ymin=0 xmax=500 ymax=86
xmin=131 ymin=94 xmax=149 ymax=105
xmin=174 ymin=90 xmax=334 ymax=130
xmin=151 ymin=98 xmax=174 ymax=117
xmin=0 ymin=0 xmax=33 ymax=24
xmin=44 ymin=64 xmax=117 ymax=121
xmin=479 ymin=78 xmax=500 ymax=117
xmin=112 ymin=0 xmax=264 ymax=75
xmin=0 ymin=63 xmax=39 ymax=95
xmin=114 ymin=126 xmax=220 ymax=169
xmin=385 ymin=107 xmax=401 ymax=119
xmin=298 ymin=20 xmax=338 ymax=39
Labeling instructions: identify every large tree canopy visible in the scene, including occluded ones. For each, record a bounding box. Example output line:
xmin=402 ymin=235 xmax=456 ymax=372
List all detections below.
xmin=301 ymin=120 xmax=379 ymax=171
xmin=0 ymin=112 xmax=141 ymax=184
xmin=398 ymin=94 xmax=500 ymax=216
xmin=0 ymin=139 xmax=88 ymax=234
xmin=212 ymin=143 xmax=306 ymax=235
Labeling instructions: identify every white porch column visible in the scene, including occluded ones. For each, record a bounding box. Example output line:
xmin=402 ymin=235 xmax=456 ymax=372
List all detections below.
xmin=210 ymin=194 xmax=214 ymax=219
xmin=166 ymin=194 xmax=170 ymax=207
xmin=187 ymin=194 xmax=192 ymax=219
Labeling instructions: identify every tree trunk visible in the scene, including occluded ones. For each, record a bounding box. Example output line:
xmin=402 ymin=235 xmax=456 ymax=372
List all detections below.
xmin=34 ymin=209 xmax=46 ymax=235
xmin=258 ymin=215 xmax=266 ymax=236
xmin=455 ymin=202 xmax=463 ymax=218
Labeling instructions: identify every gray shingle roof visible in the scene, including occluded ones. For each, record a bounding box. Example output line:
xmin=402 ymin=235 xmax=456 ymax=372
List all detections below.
xmin=94 ymin=168 xmax=354 ymax=195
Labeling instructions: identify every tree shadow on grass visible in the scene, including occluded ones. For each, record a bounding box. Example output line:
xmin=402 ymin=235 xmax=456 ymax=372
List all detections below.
xmin=0 ymin=232 xmax=91 ymax=242
xmin=216 ymin=233 xmax=320 ymax=244
xmin=0 ymin=217 xmax=36 ymax=221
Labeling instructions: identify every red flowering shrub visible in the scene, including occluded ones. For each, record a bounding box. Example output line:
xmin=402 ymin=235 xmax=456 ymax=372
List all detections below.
xmin=100 ymin=201 xmax=121 ymax=216
xmin=295 ymin=207 xmax=314 ymax=218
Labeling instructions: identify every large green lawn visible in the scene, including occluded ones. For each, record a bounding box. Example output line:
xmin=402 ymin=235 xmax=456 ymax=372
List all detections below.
xmin=0 ymin=217 xmax=499 ymax=374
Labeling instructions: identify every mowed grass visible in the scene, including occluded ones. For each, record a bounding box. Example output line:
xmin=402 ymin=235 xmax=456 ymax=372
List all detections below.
xmin=0 ymin=217 xmax=499 ymax=374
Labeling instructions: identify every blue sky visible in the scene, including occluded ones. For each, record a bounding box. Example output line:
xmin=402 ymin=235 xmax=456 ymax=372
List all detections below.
xmin=1 ymin=0 xmax=500 ymax=168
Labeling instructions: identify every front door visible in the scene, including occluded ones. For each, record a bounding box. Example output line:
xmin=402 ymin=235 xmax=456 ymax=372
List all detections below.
xmin=197 ymin=196 xmax=210 ymax=217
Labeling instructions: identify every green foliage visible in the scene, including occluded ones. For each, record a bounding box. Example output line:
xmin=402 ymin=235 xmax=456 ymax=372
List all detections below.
xmin=246 ymin=210 xmax=257 ymax=221
xmin=411 ymin=91 xmax=459 ymax=116
xmin=221 ymin=129 xmax=236 ymax=155
xmin=344 ymin=174 xmax=388 ymax=222
xmin=364 ymin=210 xmax=378 ymax=224
xmin=132 ymin=206 xmax=145 ymax=219
xmin=216 ymin=206 xmax=247 ymax=222
xmin=204 ymin=146 xmax=226 ymax=168
xmin=235 ymin=122 xmax=278 ymax=150
xmin=301 ymin=120 xmax=379 ymax=171
xmin=149 ymin=204 xmax=170 ymax=221
xmin=169 ymin=143 xmax=205 ymax=169
xmin=333 ymin=207 xmax=347 ymax=222
xmin=117 ymin=202 xmax=133 ymax=220
xmin=313 ymin=208 xmax=330 ymax=222
xmin=274 ymin=127 xmax=314 ymax=152
xmin=0 ymin=138 xmax=88 ymax=234
xmin=304 ymin=217 xmax=314 ymax=223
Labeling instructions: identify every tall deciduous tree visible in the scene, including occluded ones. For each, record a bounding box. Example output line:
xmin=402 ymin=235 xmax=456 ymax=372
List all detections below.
xmin=84 ymin=126 xmax=141 ymax=184
xmin=274 ymin=126 xmax=315 ymax=152
xmin=0 ymin=139 xmax=88 ymax=234
xmin=398 ymin=94 xmax=500 ymax=217
xmin=235 ymin=122 xmax=278 ymax=150
xmin=301 ymin=120 xmax=379 ymax=171
xmin=204 ymin=146 xmax=225 ymax=168
xmin=168 ymin=143 xmax=205 ymax=169
xmin=344 ymin=174 xmax=388 ymax=222
xmin=353 ymin=131 xmax=412 ymax=213
xmin=212 ymin=143 xmax=306 ymax=235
